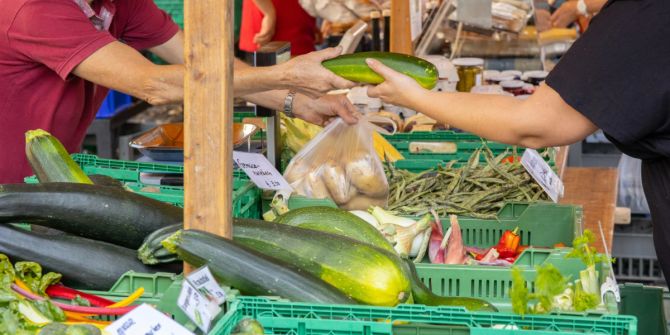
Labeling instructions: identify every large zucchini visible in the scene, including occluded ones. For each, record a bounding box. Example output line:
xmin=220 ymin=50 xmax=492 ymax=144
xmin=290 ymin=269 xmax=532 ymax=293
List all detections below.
xmin=0 ymin=183 xmax=182 ymax=249
xmin=322 ymin=52 xmax=438 ymax=90
xmin=234 ymin=220 xmax=410 ymax=306
xmin=25 ymin=129 xmax=93 ymax=184
xmin=162 ymin=229 xmax=356 ymax=305
xmin=275 ymin=206 xmax=394 ymax=253
xmin=0 ymin=225 xmax=179 ymax=290
xmin=142 ymin=220 xmax=410 ymax=306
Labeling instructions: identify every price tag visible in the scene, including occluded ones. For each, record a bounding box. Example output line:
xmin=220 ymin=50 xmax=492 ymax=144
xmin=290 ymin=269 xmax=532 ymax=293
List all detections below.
xmin=233 ymin=151 xmax=292 ymax=191
xmin=521 ymin=149 xmax=564 ymax=202
xmin=105 ymin=304 xmax=194 ymax=335
xmin=177 ymin=280 xmax=222 ymax=333
xmin=186 ymin=266 xmax=227 ymax=305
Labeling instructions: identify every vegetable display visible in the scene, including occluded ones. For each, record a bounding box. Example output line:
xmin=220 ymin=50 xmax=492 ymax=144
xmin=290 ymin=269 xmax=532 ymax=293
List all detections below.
xmin=322 ymin=52 xmax=439 ymax=90
xmin=162 ymin=229 xmax=356 ymax=304
xmin=0 ymin=183 xmax=182 ymax=249
xmin=386 ymin=146 xmax=550 ymax=218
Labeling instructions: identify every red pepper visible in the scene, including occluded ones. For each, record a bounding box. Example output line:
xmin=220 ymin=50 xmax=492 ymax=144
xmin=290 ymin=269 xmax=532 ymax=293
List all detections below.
xmin=502 ymin=156 xmax=521 ymax=164
xmin=46 ymin=284 xmax=115 ymax=307
xmin=495 ymin=227 xmax=521 ymax=258
xmin=554 ymin=242 xmax=566 ymax=248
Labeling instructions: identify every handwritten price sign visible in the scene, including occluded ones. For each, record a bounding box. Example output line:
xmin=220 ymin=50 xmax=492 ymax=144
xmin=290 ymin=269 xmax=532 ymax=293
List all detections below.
xmin=233 ymin=151 xmax=292 ymax=191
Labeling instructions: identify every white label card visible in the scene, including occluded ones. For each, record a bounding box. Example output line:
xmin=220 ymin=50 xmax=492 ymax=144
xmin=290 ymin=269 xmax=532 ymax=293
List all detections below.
xmin=177 ymin=280 xmax=222 ymax=333
xmin=186 ymin=266 xmax=227 ymax=305
xmin=105 ymin=304 xmax=194 ymax=335
xmin=233 ymin=151 xmax=292 ymax=191
xmin=521 ymin=149 xmax=564 ymax=202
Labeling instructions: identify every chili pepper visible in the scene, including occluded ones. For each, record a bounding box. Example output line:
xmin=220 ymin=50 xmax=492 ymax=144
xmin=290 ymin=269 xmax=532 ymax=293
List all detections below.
xmin=46 ymin=284 xmax=115 ymax=308
xmin=495 ymin=227 xmax=520 ymax=258
xmin=554 ymin=242 xmax=566 ymax=248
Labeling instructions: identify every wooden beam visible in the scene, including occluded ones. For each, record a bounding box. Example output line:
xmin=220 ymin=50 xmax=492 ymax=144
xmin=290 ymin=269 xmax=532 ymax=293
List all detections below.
xmin=183 ymin=0 xmax=234 ymax=239
xmin=390 ymin=0 xmax=413 ymax=54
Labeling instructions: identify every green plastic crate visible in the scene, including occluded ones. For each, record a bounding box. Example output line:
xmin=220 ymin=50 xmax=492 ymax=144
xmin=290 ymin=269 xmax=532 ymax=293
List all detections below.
xmin=382 ymin=131 xmax=556 ymax=172
xmin=415 ymin=248 xmax=618 ymax=314
xmin=24 ymin=154 xmax=261 ymax=218
xmin=154 ymin=0 xmax=183 ymax=28
xmin=212 ymin=297 xmax=636 ymax=335
xmin=618 ymin=284 xmax=668 ymax=335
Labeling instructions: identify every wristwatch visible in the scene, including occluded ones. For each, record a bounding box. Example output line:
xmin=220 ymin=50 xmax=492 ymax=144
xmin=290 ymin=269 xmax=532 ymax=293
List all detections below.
xmin=283 ymin=91 xmax=296 ymax=118
xmin=577 ymin=0 xmax=590 ymax=17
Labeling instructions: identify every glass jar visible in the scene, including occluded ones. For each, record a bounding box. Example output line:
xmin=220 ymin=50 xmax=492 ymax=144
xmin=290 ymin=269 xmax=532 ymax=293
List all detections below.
xmin=488 ymin=74 xmax=515 ymax=86
xmin=483 ymin=70 xmax=501 ymax=85
xmin=453 ymin=58 xmax=484 ymax=92
xmin=500 ymin=80 xmax=526 ymax=96
xmin=523 ymin=70 xmax=549 ymax=86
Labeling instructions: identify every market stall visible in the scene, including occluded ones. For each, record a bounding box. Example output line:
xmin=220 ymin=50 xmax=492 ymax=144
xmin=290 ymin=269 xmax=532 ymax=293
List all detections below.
xmin=1 ymin=0 xmax=668 ymax=334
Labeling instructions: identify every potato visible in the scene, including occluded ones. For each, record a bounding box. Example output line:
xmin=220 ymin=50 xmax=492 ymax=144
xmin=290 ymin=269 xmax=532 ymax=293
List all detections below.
xmin=345 ymin=156 xmax=389 ymax=198
xmin=322 ymin=160 xmax=355 ymax=204
xmin=341 ymin=194 xmax=387 ymax=211
xmin=283 ymin=157 xmax=310 ymax=183
xmin=305 ymin=171 xmax=331 ymax=199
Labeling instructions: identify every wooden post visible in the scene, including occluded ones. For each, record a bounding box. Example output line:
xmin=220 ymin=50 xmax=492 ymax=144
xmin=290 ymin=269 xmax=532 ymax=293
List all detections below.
xmin=391 ymin=0 xmax=413 ymax=54
xmin=183 ymin=0 xmax=234 ymax=239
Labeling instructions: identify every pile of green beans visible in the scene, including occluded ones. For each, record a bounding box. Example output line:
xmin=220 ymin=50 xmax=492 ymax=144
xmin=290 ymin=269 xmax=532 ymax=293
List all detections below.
xmin=386 ymin=146 xmax=550 ymax=219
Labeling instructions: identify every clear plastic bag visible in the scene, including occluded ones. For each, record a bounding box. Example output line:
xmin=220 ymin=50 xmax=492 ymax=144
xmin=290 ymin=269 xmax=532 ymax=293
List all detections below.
xmin=283 ymin=117 xmax=392 ymax=210
xmin=617 ymin=154 xmax=650 ymax=214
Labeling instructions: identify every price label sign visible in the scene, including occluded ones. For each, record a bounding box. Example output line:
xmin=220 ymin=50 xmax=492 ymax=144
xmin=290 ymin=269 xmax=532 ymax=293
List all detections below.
xmin=105 ymin=304 xmax=194 ymax=335
xmin=177 ymin=280 xmax=221 ymax=333
xmin=521 ymin=149 xmax=564 ymax=202
xmin=233 ymin=151 xmax=292 ymax=191
xmin=186 ymin=266 xmax=227 ymax=305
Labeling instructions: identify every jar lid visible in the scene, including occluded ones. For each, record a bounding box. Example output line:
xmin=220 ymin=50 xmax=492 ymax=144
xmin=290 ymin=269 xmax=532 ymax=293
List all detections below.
xmin=483 ymin=70 xmax=500 ymax=80
xmin=500 ymin=80 xmax=525 ymax=89
xmin=523 ymin=70 xmax=549 ymax=80
xmin=452 ymin=57 xmax=484 ymax=67
xmin=501 ymin=70 xmax=522 ymax=77
xmin=490 ymin=74 xmax=516 ymax=82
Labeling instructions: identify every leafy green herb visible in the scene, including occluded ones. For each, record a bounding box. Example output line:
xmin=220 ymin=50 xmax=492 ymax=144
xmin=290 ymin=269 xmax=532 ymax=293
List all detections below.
xmin=566 ymin=230 xmax=611 ymax=267
xmin=510 ymin=267 xmax=529 ymax=315
xmin=533 ymin=264 xmax=567 ymax=313
xmin=573 ymin=281 xmax=599 ymax=312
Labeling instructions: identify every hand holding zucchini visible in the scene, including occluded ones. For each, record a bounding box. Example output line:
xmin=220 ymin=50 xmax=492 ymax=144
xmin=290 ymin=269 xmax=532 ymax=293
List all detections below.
xmin=0 ymin=183 xmax=182 ymax=249
xmin=322 ymin=52 xmax=438 ymax=90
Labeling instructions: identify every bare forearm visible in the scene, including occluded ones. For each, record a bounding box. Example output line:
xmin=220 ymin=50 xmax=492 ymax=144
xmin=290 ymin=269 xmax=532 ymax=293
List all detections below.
xmin=233 ymin=58 xmax=288 ymax=96
xmin=242 ymin=89 xmax=287 ymax=110
xmin=403 ymin=86 xmax=596 ymax=148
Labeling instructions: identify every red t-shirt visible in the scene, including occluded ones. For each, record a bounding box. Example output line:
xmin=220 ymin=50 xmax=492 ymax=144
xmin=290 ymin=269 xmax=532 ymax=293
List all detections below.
xmin=0 ymin=0 xmax=179 ymax=183
xmin=239 ymin=0 xmax=317 ymax=56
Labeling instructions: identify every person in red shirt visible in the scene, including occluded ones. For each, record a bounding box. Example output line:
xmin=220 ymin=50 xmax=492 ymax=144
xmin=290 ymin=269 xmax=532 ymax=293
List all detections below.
xmin=0 ymin=0 xmax=357 ymax=184
xmin=239 ymin=0 xmax=317 ymax=56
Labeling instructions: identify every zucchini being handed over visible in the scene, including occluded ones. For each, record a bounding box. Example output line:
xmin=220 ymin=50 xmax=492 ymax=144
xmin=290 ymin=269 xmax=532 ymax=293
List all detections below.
xmin=25 ymin=129 xmax=93 ymax=184
xmin=0 ymin=183 xmax=182 ymax=249
xmin=162 ymin=229 xmax=356 ymax=305
xmin=275 ymin=206 xmax=395 ymax=253
xmin=0 ymin=225 xmax=179 ymax=290
xmin=322 ymin=52 xmax=438 ymax=90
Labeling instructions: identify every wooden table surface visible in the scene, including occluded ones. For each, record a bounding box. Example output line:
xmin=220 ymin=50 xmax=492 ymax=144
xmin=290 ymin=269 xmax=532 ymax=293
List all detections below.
xmin=560 ymin=167 xmax=619 ymax=253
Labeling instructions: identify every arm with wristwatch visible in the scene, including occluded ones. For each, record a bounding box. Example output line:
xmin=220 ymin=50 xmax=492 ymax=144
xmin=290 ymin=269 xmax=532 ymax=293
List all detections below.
xmin=550 ymin=0 xmax=607 ymax=28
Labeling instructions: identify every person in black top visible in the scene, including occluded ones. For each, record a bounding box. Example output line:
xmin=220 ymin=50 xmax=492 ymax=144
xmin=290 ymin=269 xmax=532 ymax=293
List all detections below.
xmin=366 ymin=0 xmax=670 ymax=286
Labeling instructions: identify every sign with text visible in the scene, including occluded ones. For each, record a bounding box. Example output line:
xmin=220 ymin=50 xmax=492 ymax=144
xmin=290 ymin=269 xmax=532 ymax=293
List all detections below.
xmin=521 ymin=149 xmax=564 ymax=202
xmin=105 ymin=304 xmax=193 ymax=335
xmin=233 ymin=151 xmax=292 ymax=191
xmin=186 ymin=266 xmax=227 ymax=305
xmin=177 ymin=280 xmax=221 ymax=333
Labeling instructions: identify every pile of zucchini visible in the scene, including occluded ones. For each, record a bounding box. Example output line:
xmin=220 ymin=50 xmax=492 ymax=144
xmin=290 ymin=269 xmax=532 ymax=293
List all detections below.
xmin=1 ymin=130 xmax=495 ymax=311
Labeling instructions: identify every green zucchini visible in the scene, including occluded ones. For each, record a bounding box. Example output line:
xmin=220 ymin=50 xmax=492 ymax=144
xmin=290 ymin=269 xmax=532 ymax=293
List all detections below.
xmin=138 ymin=223 xmax=183 ymax=264
xmin=142 ymin=219 xmax=410 ymax=306
xmin=233 ymin=220 xmax=410 ymax=306
xmin=25 ymin=129 xmax=93 ymax=184
xmin=275 ymin=206 xmax=394 ymax=253
xmin=0 ymin=225 xmax=179 ymax=290
xmin=322 ymin=52 xmax=438 ymax=90
xmin=162 ymin=229 xmax=356 ymax=305
xmin=0 ymin=183 xmax=182 ymax=249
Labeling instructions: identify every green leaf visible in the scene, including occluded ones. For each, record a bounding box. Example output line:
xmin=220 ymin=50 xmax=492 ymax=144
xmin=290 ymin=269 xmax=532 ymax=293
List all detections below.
xmin=14 ymin=262 xmax=42 ymax=294
xmin=573 ymin=281 xmax=599 ymax=311
xmin=510 ymin=267 xmax=530 ymax=315
xmin=71 ymin=295 xmax=91 ymax=307
xmin=33 ymin=300 xmax=66 ymax=322
xmin=0 ymin=255 xmax=15 ymax=287
xmin=39 ymin=273 xmax=62 ymax=296
xmin=533 ymin=264 xmax=567 ymax=313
